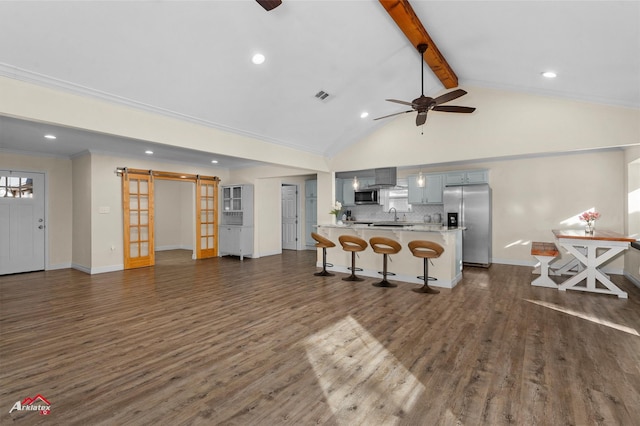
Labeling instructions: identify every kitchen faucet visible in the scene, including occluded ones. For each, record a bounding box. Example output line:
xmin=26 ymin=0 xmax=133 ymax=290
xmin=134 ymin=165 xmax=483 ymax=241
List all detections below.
xmin=388 ymin=207 xmax=399 ymax=222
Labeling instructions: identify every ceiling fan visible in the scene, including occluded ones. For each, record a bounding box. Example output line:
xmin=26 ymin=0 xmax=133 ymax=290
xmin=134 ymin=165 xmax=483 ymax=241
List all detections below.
xmin=374 ymin=44 xmax=476 ymax=126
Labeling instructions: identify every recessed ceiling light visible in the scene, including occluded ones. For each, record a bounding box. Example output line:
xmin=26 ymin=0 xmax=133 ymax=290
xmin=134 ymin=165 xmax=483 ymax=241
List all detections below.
xmin=145 ymin=150 xmax=153 ymax=155
xmin=44 ymin=134 xmax=56 ymax=140
xmin=360 ymin=112 xmax=369 ymax=119
xmin=211 ymin=160 xmax=219 ymax=164
xmin=252 ymin=53 xmax=265 ymax=65
xmin=542 ymin=71 xmax=557 ymax=78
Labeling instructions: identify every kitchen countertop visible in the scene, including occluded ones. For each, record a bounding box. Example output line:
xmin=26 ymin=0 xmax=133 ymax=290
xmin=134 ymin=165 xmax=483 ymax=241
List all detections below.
xmin=318 ymin=222 xmax=463 ymax=232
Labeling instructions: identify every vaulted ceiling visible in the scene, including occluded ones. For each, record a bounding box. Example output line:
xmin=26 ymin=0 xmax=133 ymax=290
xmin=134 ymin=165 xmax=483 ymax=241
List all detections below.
xmin=1 ymin=1 xmax=639 ymax=168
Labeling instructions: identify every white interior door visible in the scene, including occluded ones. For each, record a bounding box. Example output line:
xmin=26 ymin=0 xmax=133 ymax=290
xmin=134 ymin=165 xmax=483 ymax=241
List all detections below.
xmin=0 ymin=171 xmax=45 ymax=275
xmin=281 ymin=185 xmax=298 ymax=250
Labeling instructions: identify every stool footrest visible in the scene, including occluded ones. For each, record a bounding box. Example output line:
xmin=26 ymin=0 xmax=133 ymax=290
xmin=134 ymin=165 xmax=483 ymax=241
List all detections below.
xmin=378 ymin=271 xmax=396 ymax=277
xmin=348 ymin=266 xmax=363 ymax=272
xmin=417 ymin=275 xmax=436 ymax=282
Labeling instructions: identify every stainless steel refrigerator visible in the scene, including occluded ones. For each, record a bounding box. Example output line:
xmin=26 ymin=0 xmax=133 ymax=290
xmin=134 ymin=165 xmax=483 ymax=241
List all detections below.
xmin=443 ymin=184 xmax=492 ymax=267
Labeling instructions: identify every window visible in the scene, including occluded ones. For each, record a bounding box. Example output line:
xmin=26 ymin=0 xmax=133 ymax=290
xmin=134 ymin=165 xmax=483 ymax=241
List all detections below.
xmin=381 ymin=179 xmax=411 ymax=212
xmin=0 ymin=176 xmax=34 ymax=198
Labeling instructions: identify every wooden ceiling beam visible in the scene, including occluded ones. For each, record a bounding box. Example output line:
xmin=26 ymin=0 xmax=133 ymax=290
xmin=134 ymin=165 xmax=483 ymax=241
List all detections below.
xmin=379 ymin=0 xmax=458 ymax=89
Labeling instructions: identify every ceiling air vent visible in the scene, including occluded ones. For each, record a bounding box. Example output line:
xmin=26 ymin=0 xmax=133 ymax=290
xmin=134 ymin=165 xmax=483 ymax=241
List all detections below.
xmin=314 ymin=90 xmax=331 ymax=102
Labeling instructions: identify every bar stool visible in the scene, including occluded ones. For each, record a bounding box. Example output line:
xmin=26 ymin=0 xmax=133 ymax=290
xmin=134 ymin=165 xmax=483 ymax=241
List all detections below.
xmin=369 ymin=237 xmax=402 ymax=288
xmin=311 ymin=232 xmax=335 ymax=276
xmin=408 ymin=240 xmax=444 ymax=294
xmin=338 ymin=235 xmax=368 ymax=281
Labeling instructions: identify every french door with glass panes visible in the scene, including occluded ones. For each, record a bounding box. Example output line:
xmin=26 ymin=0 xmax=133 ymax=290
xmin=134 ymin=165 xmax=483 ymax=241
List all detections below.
xmin=121 ymin=169 xmax=219 ymax=268
xmin=196 ymin=177 xmax=218 ymax=259
xmin=122 ymin=171 xmax=154 ymax=269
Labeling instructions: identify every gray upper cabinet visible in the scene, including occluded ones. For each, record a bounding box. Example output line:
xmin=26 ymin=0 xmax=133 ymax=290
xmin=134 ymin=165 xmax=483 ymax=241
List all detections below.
xmin=408 ymin=173 xmax=444 ymax=204
xmin=444 ymin=169 xmax=488 ymax=186
xmin=342 ymin=179 xmax=355 ymax=206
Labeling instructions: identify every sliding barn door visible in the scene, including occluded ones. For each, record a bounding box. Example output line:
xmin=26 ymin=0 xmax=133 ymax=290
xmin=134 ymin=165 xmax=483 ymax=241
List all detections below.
xmin=196 ymin=177 xmax=218 ymax=259
xmin=122 ymin=171 xmax=155 ymax=269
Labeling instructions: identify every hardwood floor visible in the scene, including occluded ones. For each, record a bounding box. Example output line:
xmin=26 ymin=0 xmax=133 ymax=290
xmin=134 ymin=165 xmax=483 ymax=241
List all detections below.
xmin=1 ymin=250 xmax=639 ymax=425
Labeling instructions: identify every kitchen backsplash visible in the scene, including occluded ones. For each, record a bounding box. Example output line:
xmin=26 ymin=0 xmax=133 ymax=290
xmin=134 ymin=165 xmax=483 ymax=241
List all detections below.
xmin=347 ymin=204 xmax=445 ymax=224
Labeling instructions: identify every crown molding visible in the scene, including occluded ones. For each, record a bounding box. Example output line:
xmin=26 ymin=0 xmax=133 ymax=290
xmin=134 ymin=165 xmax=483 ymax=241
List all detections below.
xmin=0 ymin=63 xmax=327 ymax=156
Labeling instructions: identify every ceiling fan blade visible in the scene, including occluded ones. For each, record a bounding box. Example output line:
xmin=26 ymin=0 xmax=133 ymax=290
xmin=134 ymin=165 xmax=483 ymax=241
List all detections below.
xmin=373 ymin=110 xmax=413 ymax=121
xmin=433 ymin=89 xmax=467 ymax=106
xmin=256 ymin=0 xmax=282 ymax=11
xmin=386 ymin=99 xmax=414 ymax=107
xmin=416 ymin=112 xmax=428 ymax=126
xmin=432 ymin=105 xmax=476 ymax=113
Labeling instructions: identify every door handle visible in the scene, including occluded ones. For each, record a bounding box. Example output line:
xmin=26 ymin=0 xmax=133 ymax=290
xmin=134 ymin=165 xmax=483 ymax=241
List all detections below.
xmin=38 ymin=225 xmax=44 ymax=229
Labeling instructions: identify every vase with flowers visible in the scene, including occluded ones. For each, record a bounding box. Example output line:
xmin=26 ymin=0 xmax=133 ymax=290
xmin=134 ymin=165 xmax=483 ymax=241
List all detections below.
xmin=329 ymin=201 xmax=343 ymax=225
xmin=579 ymin=211 xmax=600 ymax=234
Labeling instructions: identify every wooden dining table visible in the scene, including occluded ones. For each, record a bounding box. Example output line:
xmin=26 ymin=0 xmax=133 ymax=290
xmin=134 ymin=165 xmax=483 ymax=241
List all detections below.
xmin=552 ymin=229 xmax=635 ymax=299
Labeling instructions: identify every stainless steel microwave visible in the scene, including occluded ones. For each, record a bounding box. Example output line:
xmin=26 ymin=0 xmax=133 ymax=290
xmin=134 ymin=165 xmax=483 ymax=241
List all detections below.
xmin=355 ymin=189 xmax=378 ymax=205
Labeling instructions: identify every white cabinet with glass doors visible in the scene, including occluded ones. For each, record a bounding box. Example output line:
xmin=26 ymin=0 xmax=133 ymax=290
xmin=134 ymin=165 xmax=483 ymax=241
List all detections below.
xmin=219 ymin=184 xmax=253 ymax=259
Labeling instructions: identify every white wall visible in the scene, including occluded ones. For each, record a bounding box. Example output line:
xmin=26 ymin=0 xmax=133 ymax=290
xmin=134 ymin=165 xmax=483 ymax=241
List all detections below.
xmin=624 ymin=145 xmax=640 ymax=285
xmin=86 ymin=153 xmax=230 ymax=272
xmin=331 ymin=86 xmax=640 ymax=172
xmin=227 ymin=165 xmax=320 ymax=257
xmin=395 ymin=150 xmax=626 ymax=269
xmin=72 ymin=153 xmax=92 ymax=271
xmin=155 ymin=180 xmax=194 ymax=251
xmin=0 ymin=76 xmax=330 ymax=172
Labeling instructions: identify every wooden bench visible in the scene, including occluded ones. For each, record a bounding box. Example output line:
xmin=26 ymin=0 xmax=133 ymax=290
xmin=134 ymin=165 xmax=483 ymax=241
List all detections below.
xmin=531 ymin=242 xmax=559 ymax=288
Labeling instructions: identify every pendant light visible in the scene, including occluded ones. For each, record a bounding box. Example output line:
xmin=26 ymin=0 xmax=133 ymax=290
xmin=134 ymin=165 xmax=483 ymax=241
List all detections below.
xmin=417 ymin=171 xmax=425 ymax=188
xmin=353 ymin=176 xmax=359 ymax=190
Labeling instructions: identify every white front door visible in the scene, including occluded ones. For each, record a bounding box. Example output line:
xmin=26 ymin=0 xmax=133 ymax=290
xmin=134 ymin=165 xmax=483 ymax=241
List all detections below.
xmin=0 ymin=171 xmax=46 ymax=275
xmin=281 ymin=185 xmax=298 ymax=250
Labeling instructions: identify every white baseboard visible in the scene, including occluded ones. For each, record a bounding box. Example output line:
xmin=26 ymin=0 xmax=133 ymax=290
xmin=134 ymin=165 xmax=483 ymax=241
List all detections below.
xmin=71 ymin=263 xmax=91 ymax=274
xmin=90 ymin=264 xmax=124 ymax=274
xmin=72 ymin=263 xmax=124 ymax=275
xmin=257 ymin=250 xmax=284 ymax=258
xmin=47 ymin=262 xmax=72 ymax=271
xmin=624 ymin=271 xmax=640 ymax=289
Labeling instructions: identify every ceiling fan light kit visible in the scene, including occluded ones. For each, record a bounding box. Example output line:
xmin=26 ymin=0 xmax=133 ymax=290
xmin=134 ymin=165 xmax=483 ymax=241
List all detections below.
xmin=374 ymin=43 xmax=476 ymax=126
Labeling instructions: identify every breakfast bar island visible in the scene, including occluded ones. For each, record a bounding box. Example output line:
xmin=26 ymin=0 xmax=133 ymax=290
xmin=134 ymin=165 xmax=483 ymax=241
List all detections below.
xmin=315 ymin=224 xmax=463 ymax=289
